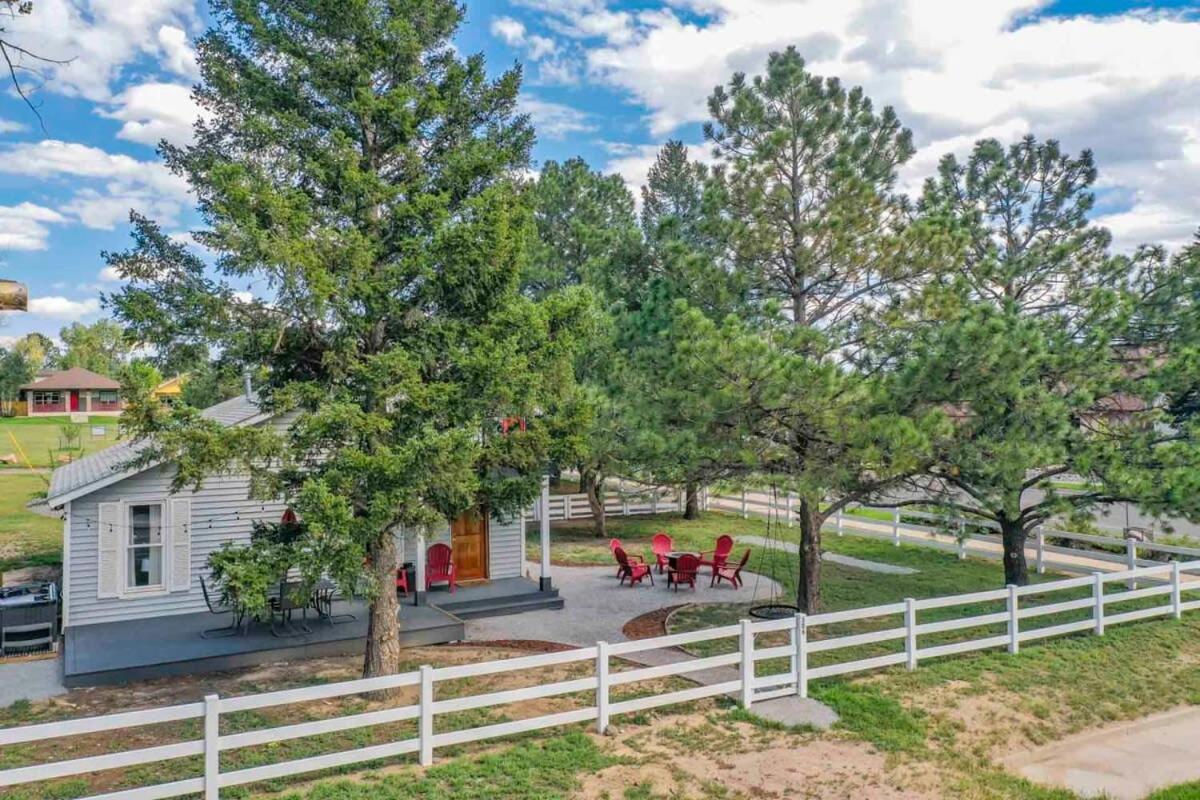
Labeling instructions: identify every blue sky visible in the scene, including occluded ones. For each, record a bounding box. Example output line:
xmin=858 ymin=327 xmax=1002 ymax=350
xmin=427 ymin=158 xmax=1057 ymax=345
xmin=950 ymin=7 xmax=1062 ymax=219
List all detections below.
xmin=1 ymin=0 xmax=1198 ymax=344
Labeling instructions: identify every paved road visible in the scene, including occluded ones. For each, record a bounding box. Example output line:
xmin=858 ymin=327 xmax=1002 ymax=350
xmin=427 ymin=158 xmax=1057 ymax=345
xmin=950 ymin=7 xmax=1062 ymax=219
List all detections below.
xmin=1009 ymin=706 xmax=1200 ymax=799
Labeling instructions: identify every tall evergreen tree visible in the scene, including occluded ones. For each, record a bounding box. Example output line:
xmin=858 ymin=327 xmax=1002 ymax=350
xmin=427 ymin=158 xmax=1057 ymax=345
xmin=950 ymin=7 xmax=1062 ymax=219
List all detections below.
xmin=899 ymin=138 xmax=1199 ymax=586
xmin=667 ymin=49 xmax=946 ymax=612
xmin=525 ymin=157 xmax=642 ymax=536
xmin=107 ymin=0 xmax=587 ymax=679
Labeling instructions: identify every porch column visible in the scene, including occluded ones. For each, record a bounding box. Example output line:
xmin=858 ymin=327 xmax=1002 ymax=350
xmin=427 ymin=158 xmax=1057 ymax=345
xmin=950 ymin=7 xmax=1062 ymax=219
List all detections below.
xmin=539 ymin=474 xmax=552 ymax=591
xmin=414 ymin=533 xmax=427 ymax=606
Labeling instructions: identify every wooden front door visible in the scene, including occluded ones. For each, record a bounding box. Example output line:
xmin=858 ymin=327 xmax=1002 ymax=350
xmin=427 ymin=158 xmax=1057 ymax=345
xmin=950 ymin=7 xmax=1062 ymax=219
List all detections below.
xmin=450 ymin=510 xmax=488 ymax=582
xmin=69 ymin=391 xmax=80 ymax=412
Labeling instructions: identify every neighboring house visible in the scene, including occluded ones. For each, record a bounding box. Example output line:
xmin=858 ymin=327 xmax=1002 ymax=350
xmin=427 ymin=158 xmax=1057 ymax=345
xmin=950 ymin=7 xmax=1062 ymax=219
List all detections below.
xmin=151 ymin=375 xmax=186 ymax=406
xmin=44 ymin=394 xmax=560 ymax=685
xmin=18 ymin=367 xmax=123 ymax=416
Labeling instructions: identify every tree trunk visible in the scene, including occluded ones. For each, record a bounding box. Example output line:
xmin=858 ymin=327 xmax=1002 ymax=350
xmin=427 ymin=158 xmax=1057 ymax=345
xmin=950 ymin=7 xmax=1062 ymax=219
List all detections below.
xmin=684 ymin=480 xmax=701 ymax=520
xmin=580 ymin=469 xmax=606 ymax=538
xmin=1000 ymin=517 xmax=1029 ymax=587
xmin=796 ymin=498 xmax=823 ymax=614
xmin=363 ymin=529 xmax=402 ymax=684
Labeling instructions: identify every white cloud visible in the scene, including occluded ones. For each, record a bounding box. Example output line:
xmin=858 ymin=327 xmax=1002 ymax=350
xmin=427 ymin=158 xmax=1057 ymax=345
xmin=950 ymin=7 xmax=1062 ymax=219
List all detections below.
xmin=0 ymin=139 xmax=191 ymax=229
xmin=0 ymin=203 xmax=69 ymax=251
xmin=28 ymin=295 xmax=101 ymax=318
xmin=519 ymin=95 xmax=595 ymax=140
xmin=0 ymin=119 xmax=28 ymax=134
xmin=102 ymin=81 xmax=206 ymax=146
xmin=573 ymin=1 xmax=1200 ymax=250
xmin=156 ymin=24 xmax=199 ymax=78
xmin=491 ymin=15 xmax=560 ymax=60
xmin=3 ymin=0 xmax=199 ymax=102
xmin=232 ymin=290 xmax=253 ymax=304
xmin=97 ymin=265 xmax=123 ymax=282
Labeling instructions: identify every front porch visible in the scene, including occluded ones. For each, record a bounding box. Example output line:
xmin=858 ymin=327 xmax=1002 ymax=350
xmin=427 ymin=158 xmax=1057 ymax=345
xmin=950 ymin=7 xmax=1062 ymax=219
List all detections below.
xmin=63 ymin=578 xmax=560 ymax=686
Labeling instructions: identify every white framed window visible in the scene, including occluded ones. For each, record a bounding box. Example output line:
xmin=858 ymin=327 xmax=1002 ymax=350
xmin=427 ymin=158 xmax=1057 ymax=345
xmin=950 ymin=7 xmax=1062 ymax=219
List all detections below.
xmin=97 ymin=390 xmax=119 ymax=403
xmin=32 ymin=390 xmax=61 ymax=406
xmin=126 ymin=502 xmax=164 ymax=591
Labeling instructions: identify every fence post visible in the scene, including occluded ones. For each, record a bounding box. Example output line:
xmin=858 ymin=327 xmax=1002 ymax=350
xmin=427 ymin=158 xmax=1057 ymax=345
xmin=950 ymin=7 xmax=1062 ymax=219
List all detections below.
xmin=1126 ymin=540 xmax=1138 ymax=590
xmin=794 ymin=613 xmax=808 ymax=698
xmin=1007 ymin=585 xmax=1020 ymax=655
xmin=1036 ymin=528 xmax=1045 ymax=575
xmin=835 ymin=508 xmax=843 ymax=537
xmin=678 ymin=487 xmax=685 ymax=514
xmin=1093 ymin=572 xmax=1105 ymax=636
xmin=1172 ymin=561 xmax=1183 ymax=620
xmin=786 ymin=492 xmax=793 ymax=528
xmin=564 ymin=492 xmax=572 ymax=520
xmin=596 ymin=641 xmax=610 ymax=734
xmin=904 ymin=598 xmax=918 ymax=670
xmin=892 ymin=508 xmax=901 ymax=546
xmin=741 ymin=489 xmax=748 ymax=520
xmin=957 ymin=516 xmax=966 ymax=560
xmin=419 ymin=665 xmax=434 ymax=766
xmin=621 ymin=480 xmax=629 ymax=516
xmin=652 ymin=489 xmax=658 ymax=516
xmin=740 ymin=619 xmax=754 ymax=708
xmin=204 ymin=694 xmax=220 ymax=800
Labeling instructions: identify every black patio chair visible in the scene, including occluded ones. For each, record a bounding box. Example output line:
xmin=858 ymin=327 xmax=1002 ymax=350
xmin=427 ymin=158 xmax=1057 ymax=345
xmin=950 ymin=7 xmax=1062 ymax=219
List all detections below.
xmin=270 ymin=580 xmax=312 ymax=637
xmin=312 ymin=583 xmax=356 ymax=626
xmin=200 ymin=575 xmax=243 ymax=638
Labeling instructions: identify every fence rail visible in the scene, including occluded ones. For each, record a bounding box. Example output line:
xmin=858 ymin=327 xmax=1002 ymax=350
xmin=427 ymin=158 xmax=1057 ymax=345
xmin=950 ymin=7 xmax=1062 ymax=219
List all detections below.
xmin=703 ymin=488 xmax=1200 ymax=573
xmin=4 ymin=560 xmax=1200 ymax=800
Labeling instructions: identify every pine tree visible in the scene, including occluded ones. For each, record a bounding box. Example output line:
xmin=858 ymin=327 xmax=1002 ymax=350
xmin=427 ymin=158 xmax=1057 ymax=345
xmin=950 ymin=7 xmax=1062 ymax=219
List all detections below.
xmin=106 ymin=0 xmax=587 ymax=679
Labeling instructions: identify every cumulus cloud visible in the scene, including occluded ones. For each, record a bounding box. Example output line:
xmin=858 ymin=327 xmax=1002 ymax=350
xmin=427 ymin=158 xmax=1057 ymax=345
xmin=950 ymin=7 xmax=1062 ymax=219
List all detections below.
xmin=3 ymin=0 xmax=199 ymax=102
xmin=0 ymin=203 xmax=68 ymax=251
xmin=564 ymin=0 xmax=1200 ymax=251
xmin=156 ymin=24 xmax=199 ymax=78
xmin=97 ymin=265 xmax=123 ymax=282
xmin=491 ymin=15 xmax=560 ymax=65
xmin=519 ymin=95 xmax=595 ymax=140
xmin=28 ymin=295 xmax=101 ymax=318
xmin=0 ymin=139 xmax=191 ymax=230
xmin=0 ymin=119 xmax=28 ymax=134
xmin=102 ymin=81 xmax=206 ymax=146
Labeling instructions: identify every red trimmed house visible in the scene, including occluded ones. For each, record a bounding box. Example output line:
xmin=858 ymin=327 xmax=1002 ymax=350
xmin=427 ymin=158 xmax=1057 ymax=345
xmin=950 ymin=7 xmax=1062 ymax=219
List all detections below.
xmin=18 ymin=368 xmax=123 ymax=416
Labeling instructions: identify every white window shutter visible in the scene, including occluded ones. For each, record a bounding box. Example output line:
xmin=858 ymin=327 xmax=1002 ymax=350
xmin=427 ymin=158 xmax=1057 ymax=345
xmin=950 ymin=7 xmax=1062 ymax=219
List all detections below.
xmin=97 ymin=502 xmax=121 ymax=599
xmin=169 ymin=498 xmax=192 ymax=592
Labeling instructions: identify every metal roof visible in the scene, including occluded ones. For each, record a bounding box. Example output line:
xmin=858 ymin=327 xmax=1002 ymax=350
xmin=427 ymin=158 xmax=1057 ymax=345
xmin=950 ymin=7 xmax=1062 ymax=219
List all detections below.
xmin=47 ymin=394 xmax=267 ymax=506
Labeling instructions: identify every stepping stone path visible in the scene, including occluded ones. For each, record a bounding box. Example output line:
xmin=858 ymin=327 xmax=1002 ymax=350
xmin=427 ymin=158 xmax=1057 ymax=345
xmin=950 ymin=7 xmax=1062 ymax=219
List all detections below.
xmin=737 ymin=535 xmax=920 ymax=575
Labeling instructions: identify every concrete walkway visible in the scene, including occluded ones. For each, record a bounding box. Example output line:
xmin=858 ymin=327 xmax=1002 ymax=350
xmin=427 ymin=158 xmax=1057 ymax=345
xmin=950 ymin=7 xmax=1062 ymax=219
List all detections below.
xmin=467 ymin=564 xmax=838 ymax=730
xmin=0 ymin=658 xmax=65 ymax=707
xmin=737 ymin=535 xmax=919 ymax=575
xmin=1008 ymin=706 xmax=1200 ymax=799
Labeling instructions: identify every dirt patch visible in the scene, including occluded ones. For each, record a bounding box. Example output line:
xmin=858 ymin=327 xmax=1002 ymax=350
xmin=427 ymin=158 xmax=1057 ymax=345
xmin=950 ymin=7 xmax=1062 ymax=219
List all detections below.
xmin=576 ymin=714 xmax=939 ymax=800
xmin=622 ymin=605 xmax=686 ymax=640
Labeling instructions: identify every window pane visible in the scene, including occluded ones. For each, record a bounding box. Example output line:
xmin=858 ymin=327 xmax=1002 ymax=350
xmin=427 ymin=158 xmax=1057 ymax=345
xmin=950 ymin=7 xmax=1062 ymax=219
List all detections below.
xmin=129 ymin=546 xmax=162 ymax=588
xmin=128 ymin=504 xmax=163 ymax=588
xmin=129 ymin=505 xmax=162 ymax=546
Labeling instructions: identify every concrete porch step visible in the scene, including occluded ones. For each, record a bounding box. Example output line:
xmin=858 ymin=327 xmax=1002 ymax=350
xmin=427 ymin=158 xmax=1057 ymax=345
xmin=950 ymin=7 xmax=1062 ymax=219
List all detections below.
xmin=435 ymin=592 xmax=563 ymax=620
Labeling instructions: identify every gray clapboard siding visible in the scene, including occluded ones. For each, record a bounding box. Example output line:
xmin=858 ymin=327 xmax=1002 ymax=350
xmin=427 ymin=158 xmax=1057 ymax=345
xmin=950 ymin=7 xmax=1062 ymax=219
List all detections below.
xmin=67 ymin=464 xmax=287 ymax=628
xmin=488 ymin=514 xmax=524 ymax=579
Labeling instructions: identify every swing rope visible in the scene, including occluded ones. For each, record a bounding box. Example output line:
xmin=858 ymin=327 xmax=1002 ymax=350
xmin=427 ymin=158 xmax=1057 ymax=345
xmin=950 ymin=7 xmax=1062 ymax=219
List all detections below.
xmin=748 ymin=483 xmax=800 ymax=620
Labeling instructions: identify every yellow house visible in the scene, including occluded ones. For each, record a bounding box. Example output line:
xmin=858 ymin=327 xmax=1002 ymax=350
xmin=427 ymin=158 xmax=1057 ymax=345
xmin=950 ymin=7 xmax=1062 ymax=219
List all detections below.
xmin=151 ymin=375 xmax=186 ymax=405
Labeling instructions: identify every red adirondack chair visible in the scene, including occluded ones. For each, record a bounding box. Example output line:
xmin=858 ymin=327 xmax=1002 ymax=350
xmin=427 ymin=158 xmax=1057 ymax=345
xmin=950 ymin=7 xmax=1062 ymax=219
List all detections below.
xmin=712 ymin=549 xmax=751 ymax=589
xmin=396 ymin=567 xmax=410 ymax=596
xmin=426 ymin=543 xmax=457 ymax=593
xmin=651 ymin=532 xmax=673 ymax=573
xmin=610 ymin=538 xmax=644 ymax=580
xmin=667 ymin=553 xmax=699 ymax=591
xmin=699 ymin=535 xmax=734 ymax=575
xmin=614 ymin=546 xmax=653 ymax=587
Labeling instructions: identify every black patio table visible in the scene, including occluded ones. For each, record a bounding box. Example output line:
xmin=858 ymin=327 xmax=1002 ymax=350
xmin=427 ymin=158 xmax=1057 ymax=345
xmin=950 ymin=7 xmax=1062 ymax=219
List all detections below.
xmin=665 ymin=551 xmax=701 ymax=570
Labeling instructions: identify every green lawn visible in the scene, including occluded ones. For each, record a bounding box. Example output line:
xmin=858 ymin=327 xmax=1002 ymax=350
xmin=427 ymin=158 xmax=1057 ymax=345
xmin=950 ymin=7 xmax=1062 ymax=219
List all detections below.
xmin=0 ymin=415 xmax=122 ymax=469
xmin=0 ymin=472 xmax=60 ymax=575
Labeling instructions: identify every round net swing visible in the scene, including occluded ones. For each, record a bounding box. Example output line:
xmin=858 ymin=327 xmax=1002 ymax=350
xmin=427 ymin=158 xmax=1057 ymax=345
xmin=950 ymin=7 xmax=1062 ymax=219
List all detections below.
xmin=747 ymin=485 xmax=801 ymax=620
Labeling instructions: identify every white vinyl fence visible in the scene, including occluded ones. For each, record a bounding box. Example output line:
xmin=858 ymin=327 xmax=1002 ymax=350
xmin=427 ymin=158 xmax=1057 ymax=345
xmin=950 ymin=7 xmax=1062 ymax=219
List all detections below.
xmin=525 ymin=482 xmax=687 ymax=523
xmin=4 ymin=560 xmax=1200 ymax=800
xmin=705 ymin=488 xmax=1200 ymax=575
